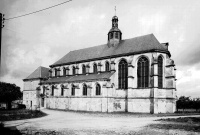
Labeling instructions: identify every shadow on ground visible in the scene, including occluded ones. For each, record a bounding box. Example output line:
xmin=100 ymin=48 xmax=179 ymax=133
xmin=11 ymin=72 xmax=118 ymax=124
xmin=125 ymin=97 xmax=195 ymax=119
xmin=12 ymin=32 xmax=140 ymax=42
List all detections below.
xmin=0 ymin=122 xmax=22 ymax=135
xmin=147 ymin=117 xmax=200 ymax=133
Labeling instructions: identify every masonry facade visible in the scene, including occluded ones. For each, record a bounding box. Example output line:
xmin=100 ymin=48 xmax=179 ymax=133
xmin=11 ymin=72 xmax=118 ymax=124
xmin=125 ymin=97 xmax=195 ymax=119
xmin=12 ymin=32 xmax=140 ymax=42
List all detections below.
xmin=23 ymin=66 xmax=49 ymax=109
xmin=23 ymin=15 xmax=176 ymax=113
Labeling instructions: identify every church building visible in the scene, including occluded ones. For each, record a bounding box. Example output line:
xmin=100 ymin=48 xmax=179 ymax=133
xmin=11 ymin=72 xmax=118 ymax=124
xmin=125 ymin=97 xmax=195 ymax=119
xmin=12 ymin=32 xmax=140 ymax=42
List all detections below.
xmin=23 ymin=15 xmax=177 ymax=113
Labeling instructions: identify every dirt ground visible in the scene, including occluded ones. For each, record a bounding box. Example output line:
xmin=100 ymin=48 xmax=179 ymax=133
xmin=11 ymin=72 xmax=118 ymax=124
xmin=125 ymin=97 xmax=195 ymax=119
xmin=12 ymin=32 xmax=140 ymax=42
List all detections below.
xmin=3 ymin=109 xmax=200 ymax=135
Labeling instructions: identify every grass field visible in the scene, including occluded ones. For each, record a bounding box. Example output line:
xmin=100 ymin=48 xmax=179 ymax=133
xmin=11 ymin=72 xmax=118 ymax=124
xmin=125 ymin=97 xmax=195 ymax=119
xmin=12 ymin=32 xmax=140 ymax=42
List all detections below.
xmin=0 ymin=109 xmax=47 ymax=121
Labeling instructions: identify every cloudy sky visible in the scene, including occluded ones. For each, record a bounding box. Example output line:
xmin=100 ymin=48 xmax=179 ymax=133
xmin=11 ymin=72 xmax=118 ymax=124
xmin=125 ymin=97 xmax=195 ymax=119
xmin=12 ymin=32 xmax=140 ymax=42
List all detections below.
xmin=0 ymin=0 xmax=200 ymax=98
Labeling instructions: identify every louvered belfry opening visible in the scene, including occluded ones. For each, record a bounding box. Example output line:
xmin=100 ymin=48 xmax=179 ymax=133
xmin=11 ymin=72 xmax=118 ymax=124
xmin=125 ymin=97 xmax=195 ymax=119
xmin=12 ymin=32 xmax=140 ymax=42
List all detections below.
xmin=158 ymin=56 xmax=163 ymax=88
xmin=118 ymin=59 xmax=128 ymax=89
xmin=137 ymin=57 xmax=149 ymax=88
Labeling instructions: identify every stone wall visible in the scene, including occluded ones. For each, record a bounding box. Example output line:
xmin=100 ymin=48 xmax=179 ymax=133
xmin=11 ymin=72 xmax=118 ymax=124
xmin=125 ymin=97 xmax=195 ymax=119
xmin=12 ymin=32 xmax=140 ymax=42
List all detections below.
xmin=44 ymin=52 xmax=176 ymax=113
xmin=46 ymin=97 xmax=114 ymax=112
xmin=23 ymin=90 xmax=38 ymax=109
xmin=23 ymin=80 xmax=40 ymax=109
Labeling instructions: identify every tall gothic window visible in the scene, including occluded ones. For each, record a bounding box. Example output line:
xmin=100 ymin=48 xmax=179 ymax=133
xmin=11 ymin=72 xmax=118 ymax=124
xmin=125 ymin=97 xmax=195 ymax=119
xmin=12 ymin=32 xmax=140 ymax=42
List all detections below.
xmin=118 ymin=59 xmax=128 ymax=89
xmin=105 ymin=61 xmax=110 ymax=71
xmin=137 ymin=57 xmax=149 ymax=88
xmin=96 ymin=83 xmax=101 ymax=95
xmin=158 ymin=56 xmax=163 ymax=88
xmin=93 ymin=63 xmax=97 ymax=73
xmin=82 ymin=65 xmax=86 ymax=74
xmin=83 ymin=84 xmax=87 ymax=96
xmin=72 ymin=66 xmax=76 ymax=75
xmin=71 ymin=85 xmax=75 ymax=96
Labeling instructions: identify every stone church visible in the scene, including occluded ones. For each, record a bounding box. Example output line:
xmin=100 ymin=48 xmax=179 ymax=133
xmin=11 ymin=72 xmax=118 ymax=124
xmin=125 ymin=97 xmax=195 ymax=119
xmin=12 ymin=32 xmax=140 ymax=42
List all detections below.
xmin=23 ymin=15 xmax=176 ymax=113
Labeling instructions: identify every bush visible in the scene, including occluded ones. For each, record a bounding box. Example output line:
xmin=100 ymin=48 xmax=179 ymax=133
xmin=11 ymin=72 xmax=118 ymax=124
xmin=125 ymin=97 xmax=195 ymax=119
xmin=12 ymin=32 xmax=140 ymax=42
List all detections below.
xmin=177 ymin=96 xmax=200 ymax=112
xmin=18 ymin=104 xmax=26 ymax=109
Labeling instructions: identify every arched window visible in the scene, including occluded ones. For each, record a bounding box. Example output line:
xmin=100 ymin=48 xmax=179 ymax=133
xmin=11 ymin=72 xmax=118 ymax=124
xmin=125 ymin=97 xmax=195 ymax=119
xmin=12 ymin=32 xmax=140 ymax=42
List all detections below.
xmin=63 ymin=68 xmax=66 ymax=76
xmin=72 ymin=66 xmax=76 ymax=75
xmin=137 ymin=57 xmax=149 ymax=88
xmin=43 ymin=86 xmax=45 ymax=95
xmin=93 ymin=63 xmax=97 ymax=73
xmin=118 ymin=59 xmax=128 ymax=89
xmin=96 ymin=83 xmax=101 ymax=95
xmin=83 ymin=84 xmax=87 ymax=96
xmin=49 ymin=70 xmax=52 ymax=77
xmin=61 ymin=86 xmax=64 ymax=96
xmin=82 ymin=65 xmax=86 ymax=74
xmin=105 ymin=61 xmax=110 ymax=71
xmin=57 ymin=68 xmax=60 ymax=76
xmin=51 ymin=85 xmax=54 ymax=96
xmin=110 ymin=33 xmax=113 ymax=39
xmin=115 ymin=32 xmax=118 ymax=39
xmin=71 ymin=85 xmax=75 ymax=96
xmin=55 ymin=69 xmax=57 ymax=77
xmin=158 ymin=56 xmax=163 ymax=88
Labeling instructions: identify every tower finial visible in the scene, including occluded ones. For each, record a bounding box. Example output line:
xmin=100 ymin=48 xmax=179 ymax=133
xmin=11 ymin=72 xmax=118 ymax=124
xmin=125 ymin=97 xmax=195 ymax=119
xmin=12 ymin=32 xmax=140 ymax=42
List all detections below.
xmin=115 ymin=6 xmax=116 ymax=16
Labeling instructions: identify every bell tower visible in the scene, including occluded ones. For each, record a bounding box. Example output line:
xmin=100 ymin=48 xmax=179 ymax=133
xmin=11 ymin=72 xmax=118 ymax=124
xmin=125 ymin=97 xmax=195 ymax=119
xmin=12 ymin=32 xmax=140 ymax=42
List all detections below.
xmin=107 ymin=7 xmax=122 ymax=47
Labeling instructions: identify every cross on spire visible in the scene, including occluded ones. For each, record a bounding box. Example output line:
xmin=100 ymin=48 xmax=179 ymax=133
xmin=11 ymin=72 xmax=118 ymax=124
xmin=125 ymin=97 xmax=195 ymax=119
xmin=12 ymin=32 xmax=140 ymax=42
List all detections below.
xmin=115 ymin=6 xmax=116 ymax=16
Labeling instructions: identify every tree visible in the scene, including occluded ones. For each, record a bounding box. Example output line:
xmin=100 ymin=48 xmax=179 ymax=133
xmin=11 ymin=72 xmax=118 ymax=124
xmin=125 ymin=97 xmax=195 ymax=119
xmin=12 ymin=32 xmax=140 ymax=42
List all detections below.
xmin=176 ymin=96 xmax=191 ymax=111
xmin=193 ymin=98 xmax=200 ymax=111
xmin=0 ymin=82 xmax=22 ymax=109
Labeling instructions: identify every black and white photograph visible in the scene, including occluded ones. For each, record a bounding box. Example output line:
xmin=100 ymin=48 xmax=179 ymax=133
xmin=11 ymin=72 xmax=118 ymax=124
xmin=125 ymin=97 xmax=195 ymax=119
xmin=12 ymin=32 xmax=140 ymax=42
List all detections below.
xmin=0 ymin=0 xmax=200 ymax=134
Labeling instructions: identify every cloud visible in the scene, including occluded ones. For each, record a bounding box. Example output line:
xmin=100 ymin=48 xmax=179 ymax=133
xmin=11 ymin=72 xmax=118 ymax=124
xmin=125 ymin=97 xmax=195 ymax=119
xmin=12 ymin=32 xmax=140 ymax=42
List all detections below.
xmin=1 ymin=0 xmax=200 ymax=98
xmin=0 ymin=1 xmax=108 ymax=89
xmin=138 ymin=12 xmax=167 ymax=34
xmin=176 ymin=67 xmax=200 ymax=98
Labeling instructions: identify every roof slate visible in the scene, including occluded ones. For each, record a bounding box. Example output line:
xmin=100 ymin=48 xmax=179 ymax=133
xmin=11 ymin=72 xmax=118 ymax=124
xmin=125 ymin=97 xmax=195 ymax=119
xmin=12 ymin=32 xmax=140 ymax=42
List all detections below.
xmin=24 ymin=66 xmax=49 ymax=80
xmin=51 ymin=34 xmax=169 ymax=67
xmin=42 ymin=72 xmax=114 ymax=84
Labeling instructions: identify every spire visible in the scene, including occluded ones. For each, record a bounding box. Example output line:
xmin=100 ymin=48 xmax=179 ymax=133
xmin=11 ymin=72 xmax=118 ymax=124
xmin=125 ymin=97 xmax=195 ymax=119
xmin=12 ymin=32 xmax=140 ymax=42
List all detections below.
xmin=115 ymin=6 xmax=116 ymax=16
xmin=107 ymin=8 xmax=122 ymax=47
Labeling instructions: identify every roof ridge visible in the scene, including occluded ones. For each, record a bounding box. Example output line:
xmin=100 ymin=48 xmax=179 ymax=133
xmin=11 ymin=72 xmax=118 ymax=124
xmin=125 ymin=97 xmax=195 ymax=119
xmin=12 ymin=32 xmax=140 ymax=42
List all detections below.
xmin=71 ymin=44 xmax=106 ymax=52
xmin=121 ymin=33 xmax=154 ymax=41
xmin=51 ymin=33 xmax=169 ymax=67
xmin=24 ymin=66 xmax=49 ymax=80
xmin=40 ymin=66 xmax=49 ymax=69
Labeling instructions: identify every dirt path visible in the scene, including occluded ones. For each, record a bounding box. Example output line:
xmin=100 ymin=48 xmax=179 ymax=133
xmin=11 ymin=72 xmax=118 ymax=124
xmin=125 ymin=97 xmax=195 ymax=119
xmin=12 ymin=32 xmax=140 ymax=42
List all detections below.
xmin=3 ymin=109 xmax=200 ymax=134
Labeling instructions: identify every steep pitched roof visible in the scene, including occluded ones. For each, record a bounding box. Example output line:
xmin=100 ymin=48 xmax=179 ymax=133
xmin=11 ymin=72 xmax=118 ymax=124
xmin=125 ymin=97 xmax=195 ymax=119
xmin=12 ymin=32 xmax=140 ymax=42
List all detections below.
xmin=24 ymin=66 xmax=49 ymax=80
xmin=51 ymin=34 xmax=169 ymax=67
